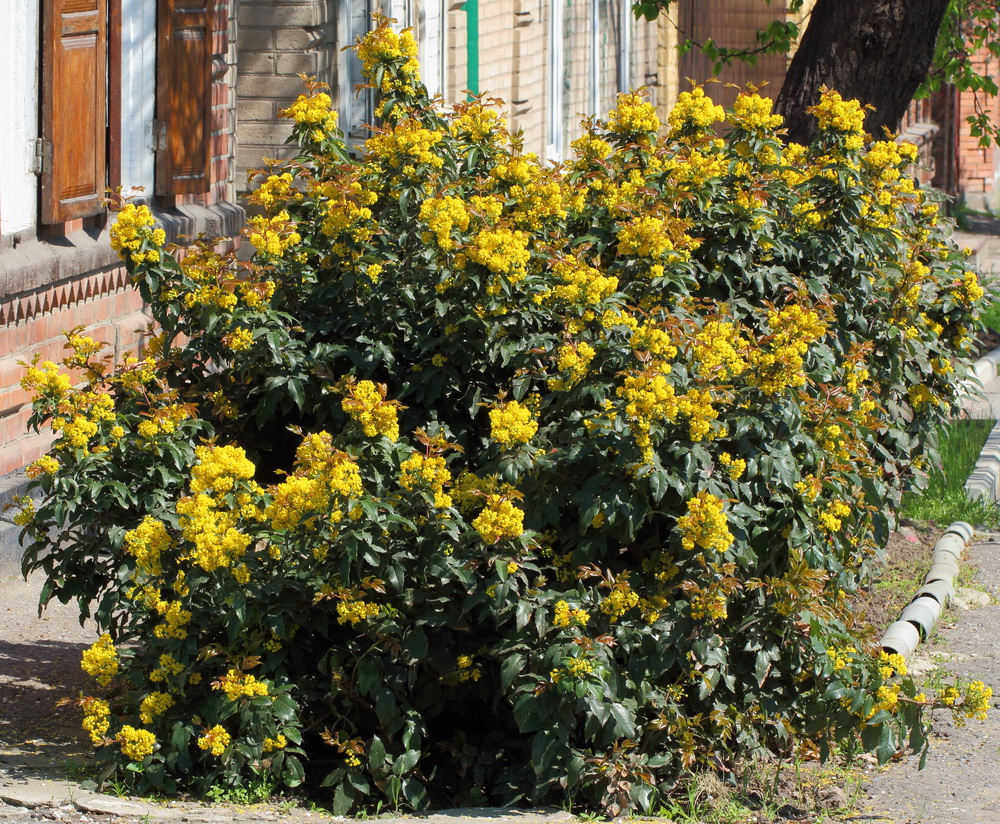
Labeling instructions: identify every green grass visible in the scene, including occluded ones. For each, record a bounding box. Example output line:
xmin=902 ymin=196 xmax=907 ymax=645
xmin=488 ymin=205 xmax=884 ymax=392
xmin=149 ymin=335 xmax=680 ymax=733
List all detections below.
xmin=901 ymin=417 xmax=1000 ymax=527
xmin=979 ymin=301 xmax=1000 ymax=335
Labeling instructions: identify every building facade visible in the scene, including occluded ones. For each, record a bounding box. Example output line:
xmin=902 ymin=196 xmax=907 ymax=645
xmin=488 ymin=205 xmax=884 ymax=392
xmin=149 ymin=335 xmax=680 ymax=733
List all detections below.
xmin=0 ymin=0 xmax=243 ymax=477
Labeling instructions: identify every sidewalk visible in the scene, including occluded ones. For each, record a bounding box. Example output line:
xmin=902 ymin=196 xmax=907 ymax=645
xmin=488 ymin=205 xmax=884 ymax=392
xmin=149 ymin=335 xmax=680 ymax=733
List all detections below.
xmin=839 ymin=534 xmax=1000 ymax=824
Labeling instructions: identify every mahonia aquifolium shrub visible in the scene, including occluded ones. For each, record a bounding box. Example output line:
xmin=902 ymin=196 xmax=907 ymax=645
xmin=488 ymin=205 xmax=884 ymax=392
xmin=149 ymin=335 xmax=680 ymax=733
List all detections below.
xmin=15 ymin=15 xmax=994 ymax=814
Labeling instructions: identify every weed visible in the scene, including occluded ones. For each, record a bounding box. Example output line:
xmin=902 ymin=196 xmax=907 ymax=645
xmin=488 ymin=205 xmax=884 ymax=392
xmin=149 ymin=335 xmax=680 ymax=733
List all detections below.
xmin=204 ymin=778 xmax=276 ymax=805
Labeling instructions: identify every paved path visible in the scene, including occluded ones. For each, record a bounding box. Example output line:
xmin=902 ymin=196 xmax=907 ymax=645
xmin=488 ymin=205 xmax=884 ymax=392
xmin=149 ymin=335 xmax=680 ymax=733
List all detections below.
xmin=841 ymin=535 xmax=1000 ymax=824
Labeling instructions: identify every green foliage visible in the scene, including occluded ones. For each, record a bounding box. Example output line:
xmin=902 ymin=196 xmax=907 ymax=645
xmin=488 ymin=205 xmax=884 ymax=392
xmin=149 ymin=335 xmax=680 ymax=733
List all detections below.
xmin=15 ymin=18 xmax=993 ymax=815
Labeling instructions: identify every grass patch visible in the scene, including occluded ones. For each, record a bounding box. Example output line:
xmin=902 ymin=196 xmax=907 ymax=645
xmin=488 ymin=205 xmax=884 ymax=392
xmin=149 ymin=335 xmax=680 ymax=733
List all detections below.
xmin=902 ymin=417 xmax=1000 ymax=527
xmin=979 ymin=301 xmax=1000 ymax=335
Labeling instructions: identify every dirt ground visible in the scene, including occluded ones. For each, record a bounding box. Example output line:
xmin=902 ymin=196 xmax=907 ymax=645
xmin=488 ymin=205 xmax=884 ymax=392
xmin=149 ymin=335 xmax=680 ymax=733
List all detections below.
xmin=0 ymin=574 xmax=92 ymax=777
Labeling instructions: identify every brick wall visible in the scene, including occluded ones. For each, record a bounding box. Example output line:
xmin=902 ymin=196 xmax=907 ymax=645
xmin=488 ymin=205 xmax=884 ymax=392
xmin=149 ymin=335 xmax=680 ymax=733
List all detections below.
xmin=954 ymin=47 xmax=1000 ymax=210
xmin=235 ymin=0 xmax=333 ymax=187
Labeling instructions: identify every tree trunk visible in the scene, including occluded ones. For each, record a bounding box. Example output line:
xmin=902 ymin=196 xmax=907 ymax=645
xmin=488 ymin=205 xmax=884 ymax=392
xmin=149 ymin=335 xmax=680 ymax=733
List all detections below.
xmin=775 ymin=0 xmax=950 ymax=144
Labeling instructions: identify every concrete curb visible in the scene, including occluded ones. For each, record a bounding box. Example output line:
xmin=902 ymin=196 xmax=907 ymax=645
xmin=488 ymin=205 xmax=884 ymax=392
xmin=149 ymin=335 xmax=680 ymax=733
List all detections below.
xmin=880 ymin=522 xmax=973 ymax=658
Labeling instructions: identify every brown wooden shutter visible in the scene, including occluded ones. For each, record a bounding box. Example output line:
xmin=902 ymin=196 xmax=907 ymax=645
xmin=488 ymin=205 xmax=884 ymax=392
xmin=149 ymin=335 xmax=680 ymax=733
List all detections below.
xmin=40 ymin=0 xmax=109 ymax=224
xmin=156 ymin=0 xmax=213 ymax=195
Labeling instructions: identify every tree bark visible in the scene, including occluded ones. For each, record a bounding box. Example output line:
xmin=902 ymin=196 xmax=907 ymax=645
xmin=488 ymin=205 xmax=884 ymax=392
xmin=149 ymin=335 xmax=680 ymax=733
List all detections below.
xmin=775 ymin=0 xmax=951 ymax=144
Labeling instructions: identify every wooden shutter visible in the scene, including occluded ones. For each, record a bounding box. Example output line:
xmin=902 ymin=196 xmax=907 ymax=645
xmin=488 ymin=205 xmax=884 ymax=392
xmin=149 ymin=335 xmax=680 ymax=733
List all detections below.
xmin=40 ymin=0 xmax=109 ymax=224
xmin=156 ymin=0 xmax=213 ymax=195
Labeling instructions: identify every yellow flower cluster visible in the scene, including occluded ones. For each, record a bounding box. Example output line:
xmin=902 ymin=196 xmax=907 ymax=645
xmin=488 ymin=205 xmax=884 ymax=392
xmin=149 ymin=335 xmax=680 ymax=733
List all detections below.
xmin=110 ymin=203 xmax=165 ymax=266
xmin=667 ymin=87 xmax=725 ymax=136
xmin=545 ymin=259 xmax=618 ymax=307
xmin=280 ymin=92 xmax=339 ymax=137
xmin=693 ymin=321 xmax=748 ymax=380
xmin=961 ymin=680 xmax=992 ymax=722
xmin=467 ymin=227 xmax=531 ymax=281
xmin=139 ymin=691 xmax=175 ymax=724
xmin=318 ymin=180 xmax=378 ymax=245
xmin=954 ymin=271 xmax=985 ymax=305
xmin=216 ymin=668 xmax=269 ymax=701
xmin=810 ymin=90 xmax=866 ymax=149
xmin=818 ymin=500 xmax=851 ymax=532
xmin=728 ymin=93 xmax=783 ymax=131
xmin=689 ymin=586 xmax=728 ymax=622
xmin=357 ymin=23 xmax=419 ymax=89
xmin=267 ymin=433 xmax=363 ymax=531
xmin=617 ymin=216 xmax=673 ymax=259
xmin=263 ymin=734 xmax=288 ymax=752
xmin=117 ymin=725 xmax=157 ymax=761
xmin=420 ymin=196 xmax=470 ymax=250
xmin=149 ymin=652 xmax=185 ymax=683
xmin=600 ymin=577 xmax=639 ymax=621
xmin=124 ymin=516 xmax=172 ymax=577
xmin=676 ymin=491 xmax=733 ymax=554
xmin=26 ymin=455 xmax=60 ymax=479
xmin=251 ymin=172 xmax=302 ymax=211
xmin=367 ymin=121 xmax=445 ymax=172
xmin=877 ymin=650 xmax=907 ymax=679
xmin=471 ymin=495 xmax=525 ymax=544
xmin=81 ymin=633 xmax=119 ymax=686
xmin=341 ymin=380 xmax=400 ymax=440
xmin=868 ymin=684 xmax=901 ymax=718
xmin=677 ymin=388 xmax=719 ymax=442
xmin=451 ymin=105 xmax=506 ymax=143
xmin=489 ymin=400 xmax=538 ymax=447
xmin=718 ymin=452 xmax=746 ymax=480
xmin=548 ymin=341 xmax=596 ymax=391
xmin=223 ymin=327 xmax=254 ymax=352
xmin=631 ymin=321 xmax=678 ymax=361
xmin=617 ymin=371 xmax=679 ymax=461
xmin=607 ymin=92 xmax=660 ymax=135
xmin=247 ymin=211 xmax=301 ymax=258
xmin=826 ymin=644 xmax=857 ymax=672
xmin=749 ymin=305 xmax=826 ymax=395
xmin=336 ymin=595 xmax=381 ymax=626
xmin=173 ymin=444 xmax=262 ymax=574
xmin=399 ymin=452 xmax=453 ymax=508
xmin=82 ymin=697 xmax=110 ymax=745
xmin=455 ymin=655 xmax=482 ymax=682
xmin=907 ymin=384 xmax=938 ymax=409
xmin=551 ymin=657 xmax=595 ymax=684
xmin=151 ymin=597 xmax=193 ymax=640
xmin=553 ymin=600 xmax=589 ymax=628
xmin=21 ymin=360 xmax=72 ymax=399
xmin=198 ymin=724 xmax=231 ymax=757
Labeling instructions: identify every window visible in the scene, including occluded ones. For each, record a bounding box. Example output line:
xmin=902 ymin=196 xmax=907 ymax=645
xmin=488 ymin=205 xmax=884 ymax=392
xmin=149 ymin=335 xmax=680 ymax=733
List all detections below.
xmin=339 ymin=0 xmax=446 ymax=142
xmin=10 ymin=0 xmax=216 ymax=232
xmin=548 ymin=0 xmax=634 ymax=162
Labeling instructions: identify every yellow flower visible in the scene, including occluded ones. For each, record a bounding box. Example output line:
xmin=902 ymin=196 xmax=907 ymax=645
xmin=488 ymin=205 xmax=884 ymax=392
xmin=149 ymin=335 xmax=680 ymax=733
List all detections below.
xmin=676 ymin=491 xmax=733 ymax=554
xmin=81 ymin=634 xmax=119 ymax=686
xmin=489 ymin=400 xmax=538 ymax=447
xmin=341 ymin=380 xmax=401 ymax=441
xmin=214 ymin=668 xmax=269 ymax=701
xmin=472 ymin=495 xmax=525 ymax=544
xmin=117 ymin=725 xmax=157 ymax=761
xmin=81 ymin=697 xmax=110 ymax=745
xmin=198 ymin=724 xmax=231 ymax=757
